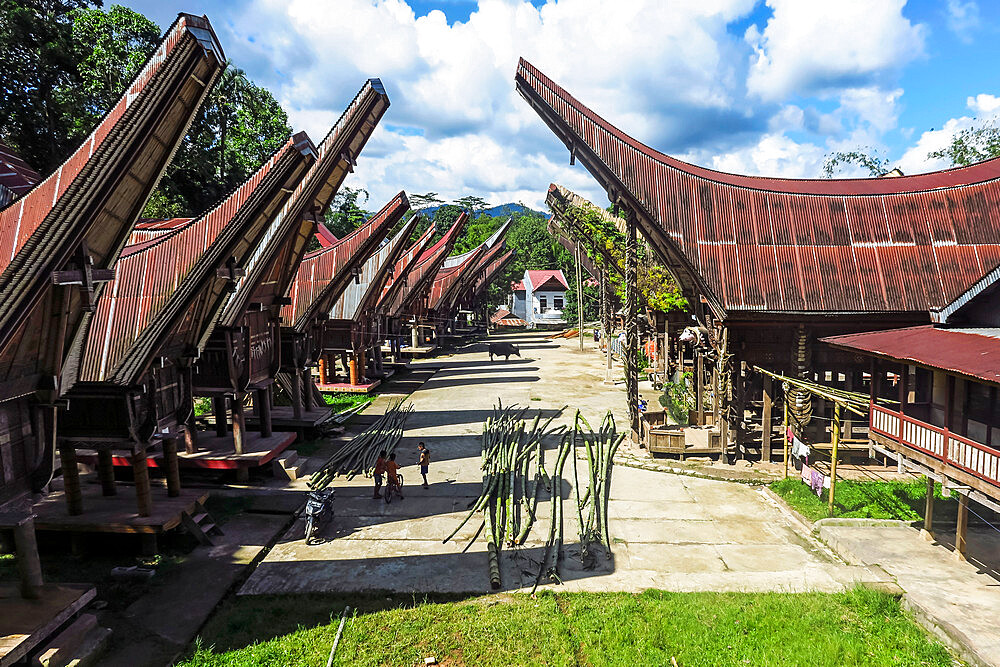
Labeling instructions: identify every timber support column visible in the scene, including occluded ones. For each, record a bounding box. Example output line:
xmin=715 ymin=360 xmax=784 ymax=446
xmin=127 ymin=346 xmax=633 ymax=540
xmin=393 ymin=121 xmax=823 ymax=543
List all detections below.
xmin=303 ymin=370 xmax=313 ymax=412
xmin=132 ymin=446 xmax=153 ymax=518
xmin=213 ymin=396 xmax=228 ymax=437
xmin=359 ymin=348 xmax=367 ymax=383
xmin=762 ymin=375 xmax=774 ymax=461
xmin=163 ymin=437 xmax=181 ymax=498
xmin=12 ymin=515 xmax=43 ymax=599
xmin=734 ymin=358 xmax=747 ymax=459
xmin=921 ymin=475 xmax=935 ymax=541
xmin=257 ymin=387 xmax=272 ymax=437
xmin=696 ymin=352 xmax=705 ymax=425
xmin=59 ymin=442 xmax=83 ymax=516
xmin=349 ymin=354 xmax=359 ymax=387
xmin=411 ymin=324 xmax=419 ymax=349
xmin=955 ymin=492 xmax=969 ymax=561
xmin=625 ymin=209 xmax=639 ymax=438
xmin=291 ymin=368 xmax=303 ymax=419
xmin=231 ymin=392 xmax=246 ymax=455
xmin=97 ymin=448 xmax=116 ymax=496
xmin=184 ymin=413 xmax=199 ymax=454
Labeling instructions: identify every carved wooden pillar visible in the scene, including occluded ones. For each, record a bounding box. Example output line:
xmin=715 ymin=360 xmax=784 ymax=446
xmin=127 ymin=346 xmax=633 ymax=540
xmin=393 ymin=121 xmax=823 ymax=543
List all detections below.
xmin=231 ymin=392 xmax=246 ymax=455
xmin=292 ymin=367 xmax=303 ymax=419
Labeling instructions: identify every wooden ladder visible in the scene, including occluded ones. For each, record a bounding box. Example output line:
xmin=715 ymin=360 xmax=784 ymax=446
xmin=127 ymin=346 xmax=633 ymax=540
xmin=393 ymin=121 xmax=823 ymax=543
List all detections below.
xmin=180 ymin=501 xmax=224 ymax=545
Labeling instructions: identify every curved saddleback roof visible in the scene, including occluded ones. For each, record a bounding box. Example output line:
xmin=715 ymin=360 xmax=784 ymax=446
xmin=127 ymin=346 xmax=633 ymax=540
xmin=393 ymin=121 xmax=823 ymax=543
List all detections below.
xmin=0 ymin=13 xmax=225 ymax=400
xmin=446 ymin=219 xmax=515 ymax=310
xmin=218 ymin=78 xmax=390 ymax=334
xmin=378 ymin=220 xmax=435 ymax=310
xmin=0 ymin=141 xmax=41 ymax=207
xmin=515 ymin=59 xmax=1000 ymax=318
xmin=469 ymin=248 xmax=517 ymax=303
xmin=427 ymin=245 xmax=487 ymax=315
xmin=329 ymin=211 xmax=421 ymax=323
xmin=281 ymin=191 xmax=409 ymax=331
xmin=388 ymin=212 xmax=469 ymax=318
xmin=79 ymin=131 xmax=316 ymax=385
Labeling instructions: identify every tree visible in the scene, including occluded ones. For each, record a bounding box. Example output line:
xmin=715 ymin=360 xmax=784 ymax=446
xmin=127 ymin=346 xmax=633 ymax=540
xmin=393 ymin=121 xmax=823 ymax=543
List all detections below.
xmin=432 ymin=203 xmax=464 ymax=238
xmin=0 ymin=0 xmax=99 ymax=175
xmin=929 ymin=122 xmax=1000 ymax=167
xmin=323 ymin=187 xmax=370 ymax=238
xmin=822 ymin=148 xmax=890 ymax=177
xmin=146 ymin=62 xmax=292 ymax=216
xmin=454 ymin=195 xmax=488 ymax=216
xmin=409 ymin=192 xmax=444 ymax=212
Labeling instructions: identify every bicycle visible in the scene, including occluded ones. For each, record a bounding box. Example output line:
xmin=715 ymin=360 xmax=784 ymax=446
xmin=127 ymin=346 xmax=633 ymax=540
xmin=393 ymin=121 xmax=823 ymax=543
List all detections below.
xmin=384 ymin=473 xmax=404 ymax=504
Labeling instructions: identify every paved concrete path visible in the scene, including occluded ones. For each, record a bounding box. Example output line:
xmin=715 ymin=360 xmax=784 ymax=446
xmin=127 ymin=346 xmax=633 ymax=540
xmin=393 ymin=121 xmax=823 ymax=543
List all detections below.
xmin=241 ymin=333 xmax=885 ymax=596
xmin=818 ymin=521 xmax=1000 ymax=667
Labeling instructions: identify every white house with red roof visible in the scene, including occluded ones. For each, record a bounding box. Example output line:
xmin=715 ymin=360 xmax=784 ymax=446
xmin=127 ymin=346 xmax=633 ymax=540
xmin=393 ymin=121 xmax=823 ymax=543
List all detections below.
xmin=510 ymin=269 xmax=568 ymax=327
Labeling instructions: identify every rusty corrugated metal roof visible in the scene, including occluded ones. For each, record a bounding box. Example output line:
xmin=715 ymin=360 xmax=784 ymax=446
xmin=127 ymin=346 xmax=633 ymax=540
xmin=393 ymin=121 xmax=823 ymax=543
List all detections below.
xmin=379 ymin=220 xmax=435 ymax=309
xmin=547 ymin=184 xmax=625 ymax=279
xmin=517 ymin=59 xmax=1000 ymax=317
xmin=219 ymin=78 xmax=390 ymax=332
xmin=823 ymin=326 xmax=1000 ymax=386
xmin=388 ymin=212 xmax=469 ymax=318
xmin=426 ymin=245 xmax=486 ymax=314
xmin=0 ymin=13 xmax=225 ymax=401
xmin=0 ymin=141 xmax=40 ymax=207
xmin=470 ymin=249 xmax=516 ymax=300
xmin=79 ymin=132 xmax=316 ymax=385
xmin=329 ymin=207 xmax=420 ymax=322
xmin=281 ymin=192 xmax=408 ymax=330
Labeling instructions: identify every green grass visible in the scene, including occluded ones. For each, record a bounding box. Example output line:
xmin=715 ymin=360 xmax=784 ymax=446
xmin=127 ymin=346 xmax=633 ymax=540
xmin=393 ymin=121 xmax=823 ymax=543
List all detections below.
xmin=770 ymin=477 xmax=959 ymax=523
xmin=321 ymin=391 xmax=374 ymax=413
xmin=180 ymin=589 xmax=952 ymax=666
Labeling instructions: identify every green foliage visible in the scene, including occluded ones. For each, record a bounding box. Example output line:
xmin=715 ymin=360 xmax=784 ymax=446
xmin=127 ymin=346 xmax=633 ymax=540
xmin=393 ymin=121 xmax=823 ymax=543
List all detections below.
xmin=822 ymin=148 xmax=890 ymax=177
xmin=150 ymin=63 xmax=292 ymax=216
xmin=322 ymin=187 xmax=370 ymax=238
xmin=432 ymin=203 xmax=464 ymax=237
xmin=181 ymin=590 xmax=951 ymax=666
xmin=320 ymin=391 xmax=373 ymax=414
xmin=0 ymin=0 xmax=119 ymax=174
xmin=658 ymin=372 xmax=694 ymax=424
xmin=770 ymin=478 xmax=958 ymax=523
xmin=928 ymin=121 xmax=1000 ymax=167
xmin=452 ymin=213 xmax=502 ymax=254
xmin=408 ymin=192 xmax=443 ymax=211
xmin=454 ymin=194 xmax=488 ymax=216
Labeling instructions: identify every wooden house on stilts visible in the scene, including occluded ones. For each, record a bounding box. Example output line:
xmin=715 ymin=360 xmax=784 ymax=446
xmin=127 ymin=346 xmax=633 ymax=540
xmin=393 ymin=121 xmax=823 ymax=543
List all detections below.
xmin=0 ymin=13 xmax=224 ymax=660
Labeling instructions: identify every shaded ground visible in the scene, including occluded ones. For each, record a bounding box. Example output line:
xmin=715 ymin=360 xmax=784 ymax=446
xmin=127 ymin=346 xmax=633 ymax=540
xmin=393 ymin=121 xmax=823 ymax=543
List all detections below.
xmin=241 ymin=332 xmax=886 ymax=596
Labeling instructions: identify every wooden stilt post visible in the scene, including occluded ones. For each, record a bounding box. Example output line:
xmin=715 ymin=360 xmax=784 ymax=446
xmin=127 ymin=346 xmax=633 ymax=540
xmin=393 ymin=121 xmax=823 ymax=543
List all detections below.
xmin=213 ymin=396 xmax=228 ymax=437
xmin=783 ymin=385 xmax=790 ymax=478
xmin=292 ymin=368 xmax=303 ymax=419
xmin=163 ymin=437 xmax=181 ymax=498
xmin=97 ymin=448 xmax=116 ymax=496
xmin=257 ymin=387 xmax=272 ymax=437
xmin=921 ymin=475 xmax=935 ymax=541
xmin=318 ymin=357 xmax=327 ymax=385
xmin=231 ymin=392 xmax=246 ymax=455
xmin=827 ymin=403 xmax=841 ymax=518
xmin=625 ymin=209 xmax=639 ymax=438
xmin=762 ymin=375 xmax=774 ymax=462
xmin=955 ymin=492 xmax=968 ymax=561
xmin=132 ymin=446 xmax=153 ymax=518
xmin=59 ymin=443 xmax=83 ymax=516
xmin=12 ymin=516 xmax=43 ymax=599
xmin=696 ymin=352 xmax=705 ymax=426
xmin=358 ymin=348 xmax=367 ymax=383
xmin=184 ymin=413 xmax=199 ymax=454
xmin=576 ymin=242 xmax=584 ymax=351
xmin=349 ymin=354 xmax=359 ymax=387
xmin=303 ymin=369 xmax=314 ymax=412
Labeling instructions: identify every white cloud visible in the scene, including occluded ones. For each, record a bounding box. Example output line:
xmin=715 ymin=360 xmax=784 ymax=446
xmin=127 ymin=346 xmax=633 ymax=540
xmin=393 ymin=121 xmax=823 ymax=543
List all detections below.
xmin=694 ymin=133 xmax=827 ymax=179
xmin=946 ymin=0 xmax=980 ymax=43
xmin=897 ymin=93 xmax=1000 ymax=175
xmin=746 ymin=0 xmax=925 ymax=102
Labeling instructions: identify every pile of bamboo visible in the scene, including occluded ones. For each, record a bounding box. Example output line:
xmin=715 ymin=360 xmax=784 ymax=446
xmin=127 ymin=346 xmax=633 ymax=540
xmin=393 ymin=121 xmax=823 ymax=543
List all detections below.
xmin=445 ymin=404 xmax=624 ymax=592
xmin=309 ymin=399 xmax=413 ymax=489
xmin=444 ymin=402 xmax=563 ymax=589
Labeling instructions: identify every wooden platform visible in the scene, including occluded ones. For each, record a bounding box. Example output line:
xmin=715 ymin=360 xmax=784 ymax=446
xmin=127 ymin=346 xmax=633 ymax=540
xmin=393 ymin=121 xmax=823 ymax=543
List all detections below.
xmin=32 ymin=479 xmax=208 ymax=535
xmin=399 ymin=345 xmax=437 ymax=357
xmin=246 ymin=405 xmax=332 ymax=431
xmin=0 ymin=584 xmax=95 ymax=667
xmin=315 ymin=380 xmax=381 ymax=394
xmin=179 ymin=431 xmax=297 ymax=470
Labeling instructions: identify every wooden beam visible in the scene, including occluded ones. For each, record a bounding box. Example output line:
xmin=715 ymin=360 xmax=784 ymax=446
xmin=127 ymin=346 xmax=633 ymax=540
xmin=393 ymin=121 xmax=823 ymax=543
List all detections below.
xmin=921 ymin=475 xmax=935 ymax=541
xmin=956 ymin=491 xmax=968 ymax=562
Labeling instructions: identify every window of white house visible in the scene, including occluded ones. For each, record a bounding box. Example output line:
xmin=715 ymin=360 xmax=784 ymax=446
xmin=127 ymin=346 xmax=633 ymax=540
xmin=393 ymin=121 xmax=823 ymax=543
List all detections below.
xmin=539 ymin=296 xmax=547 ymax=310
xmin=554 ymin=297 xmax=563 ymax=310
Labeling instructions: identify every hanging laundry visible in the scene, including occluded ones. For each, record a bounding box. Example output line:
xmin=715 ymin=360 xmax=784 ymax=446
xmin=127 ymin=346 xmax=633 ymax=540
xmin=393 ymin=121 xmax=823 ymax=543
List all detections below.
xmin=791 ymin=436 xmax=810 ymax=460
xmin=786 ymin=426 xmax=794 ymax=443
xmin=801 ymin=463 xmax=812 ymax=486
xmin=810 ymin=470 xmax=824 ymax=497
xmin=823 ymin=475 xmax=831 ymax=489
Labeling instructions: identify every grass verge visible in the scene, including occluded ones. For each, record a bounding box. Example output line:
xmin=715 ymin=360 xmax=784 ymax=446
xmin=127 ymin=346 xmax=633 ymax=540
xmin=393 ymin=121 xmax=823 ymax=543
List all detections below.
xmin=321 ymin=391 xmax=374 ymax=413
xmin=179 ymin=588 xmax=952 ymax=666
xmin=769 ymin=477 xmax=959 ymax=523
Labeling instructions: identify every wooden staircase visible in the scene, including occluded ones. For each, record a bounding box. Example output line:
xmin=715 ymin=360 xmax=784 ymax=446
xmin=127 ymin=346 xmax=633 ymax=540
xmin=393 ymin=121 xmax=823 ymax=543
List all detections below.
xmin=180 ymin=501 xmax=223 ymax=546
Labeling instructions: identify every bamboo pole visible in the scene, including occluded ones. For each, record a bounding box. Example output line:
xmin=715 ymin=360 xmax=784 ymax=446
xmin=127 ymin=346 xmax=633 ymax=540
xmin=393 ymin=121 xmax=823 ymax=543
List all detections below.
xmin=783 ymin=385 xmax=790 ymax=479
xmin=827 ymin=403 xmax=841 ymax=518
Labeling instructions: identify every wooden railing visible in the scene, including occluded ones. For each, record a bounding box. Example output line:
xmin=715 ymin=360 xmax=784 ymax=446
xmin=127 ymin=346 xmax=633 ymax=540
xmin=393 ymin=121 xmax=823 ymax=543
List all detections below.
xmin=870 ymin=402 xmax=1000 ymax=488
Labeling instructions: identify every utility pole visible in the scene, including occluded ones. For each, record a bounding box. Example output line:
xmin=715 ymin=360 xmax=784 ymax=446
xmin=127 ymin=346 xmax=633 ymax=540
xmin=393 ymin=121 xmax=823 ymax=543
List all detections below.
xmin=828 ymin=403 xmax=841 ymax=517
xmin=576 ymin=242 xmax=584 ymax=351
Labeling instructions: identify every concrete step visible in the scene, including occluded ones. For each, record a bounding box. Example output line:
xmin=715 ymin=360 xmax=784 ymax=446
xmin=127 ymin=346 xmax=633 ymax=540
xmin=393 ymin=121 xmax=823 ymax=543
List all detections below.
xmin=273 ymin=452 xmax=302 ymax=481
xmin=35 ymin=613 xmax=111 ymax=667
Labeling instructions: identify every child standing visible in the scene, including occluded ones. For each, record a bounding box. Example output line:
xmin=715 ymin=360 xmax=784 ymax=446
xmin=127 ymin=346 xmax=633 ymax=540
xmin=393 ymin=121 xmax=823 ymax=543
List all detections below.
xmin=417 ymin=442 xmax=430 ymax=489
xmin=373 ymin=451 xmax=388 ymax=499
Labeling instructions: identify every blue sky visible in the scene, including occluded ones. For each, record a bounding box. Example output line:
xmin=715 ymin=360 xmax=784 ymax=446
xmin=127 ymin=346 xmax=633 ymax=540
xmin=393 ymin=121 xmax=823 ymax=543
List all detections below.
xmin=122 ymin=0 xmax=1000 ymax=209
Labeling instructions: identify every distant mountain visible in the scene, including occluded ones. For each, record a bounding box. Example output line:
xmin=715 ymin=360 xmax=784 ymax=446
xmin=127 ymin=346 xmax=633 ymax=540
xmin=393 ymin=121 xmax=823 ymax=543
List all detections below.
xmin=419 ymin=202 xmax=546 ymax=218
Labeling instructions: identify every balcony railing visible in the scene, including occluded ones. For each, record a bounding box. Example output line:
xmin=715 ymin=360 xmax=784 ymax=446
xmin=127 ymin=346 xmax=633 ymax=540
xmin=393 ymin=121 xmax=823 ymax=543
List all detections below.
xmin=870 ymin=402 xmax=1000 ymax=488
